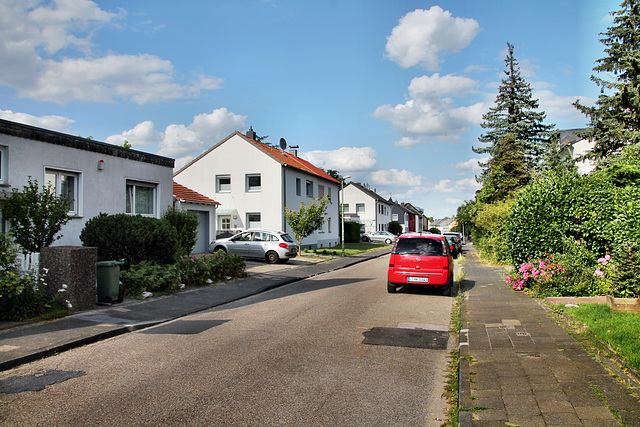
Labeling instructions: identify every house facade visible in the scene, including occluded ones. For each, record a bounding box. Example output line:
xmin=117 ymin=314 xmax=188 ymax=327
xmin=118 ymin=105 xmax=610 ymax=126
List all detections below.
xmin=389 ymin=199 xmax=411 ymax=233
xmin=432 ymin=217 xmax=456 ymax=233
xmin=401 ymin=202 xmax=425 ymax=232
xmin=173 ymin=130 xmax=340 ymax=249
xmin=0 ymin=119 xmax=174 ymax=247
xmin=340 ymin=182 xmax=393 ymax=234
xmin=173 ymin=182 xmax=219 ymax=254
xmin=558 ymin=129 xmax=597 ymax=174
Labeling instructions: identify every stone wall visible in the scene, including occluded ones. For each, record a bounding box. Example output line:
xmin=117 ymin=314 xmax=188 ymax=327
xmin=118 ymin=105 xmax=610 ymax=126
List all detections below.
xmin=40 ymin=246 xmax=97 ymax=312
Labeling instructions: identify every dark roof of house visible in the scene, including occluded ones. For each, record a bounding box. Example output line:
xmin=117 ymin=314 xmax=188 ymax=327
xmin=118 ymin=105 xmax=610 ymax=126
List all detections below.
xmin=402 ymin=202 xmax=424 ymax=215
xmin=432 ymin=218 xmax=455 ymax=227
xmin=175 ymin=131 xmax=340 ymax=184
xmin=558 ymin=128 xmax=589 ymax=147
xmin=0 ymin=118 xmax=175 ymax=168
xmin=173 ymin=182 xmax=219 ymax=205
xmin=347 ymin=182 xmax=392 ymax=204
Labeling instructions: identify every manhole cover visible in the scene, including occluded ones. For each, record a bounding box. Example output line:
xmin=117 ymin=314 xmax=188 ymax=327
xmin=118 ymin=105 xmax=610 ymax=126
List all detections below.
xmin=362 ymin=327 xmax=449 ymax=350
xmin=0 ymin=370 xmax=86 ymax=394
xmin=140 ymin=319 xmax=229 ymax=335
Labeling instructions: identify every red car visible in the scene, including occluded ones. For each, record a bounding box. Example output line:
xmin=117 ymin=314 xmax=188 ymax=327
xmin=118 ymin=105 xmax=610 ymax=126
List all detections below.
xmin=387 ymin=233 xmax=454 ymax=296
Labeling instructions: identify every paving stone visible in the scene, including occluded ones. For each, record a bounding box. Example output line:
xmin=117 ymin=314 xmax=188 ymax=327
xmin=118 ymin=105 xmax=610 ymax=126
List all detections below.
xmin=472 ymin=409 xmax=507 ymax=421
xmin=541 ymin=411 xmax=582 ymax=426
xmin=574 ymin=405 xmax=617 ymax=420
xmin=537 ymin=399 xmax=574 ymax=413
xmin=472 ymin=389 xmax=505 ymax=410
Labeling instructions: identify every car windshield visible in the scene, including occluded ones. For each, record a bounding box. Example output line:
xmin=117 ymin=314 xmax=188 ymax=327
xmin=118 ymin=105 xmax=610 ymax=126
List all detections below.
xmin=395 ymin=238 xmax=445 ymax=256
xmin=280 ymin=233 xmax=295 ymax=243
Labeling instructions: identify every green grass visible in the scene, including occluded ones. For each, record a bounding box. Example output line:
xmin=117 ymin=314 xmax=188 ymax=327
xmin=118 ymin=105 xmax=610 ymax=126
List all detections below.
xmin=559 ymin=303 xmax=640 ymax=371
xmin=302 ymin=242 xmax=388 ymax=257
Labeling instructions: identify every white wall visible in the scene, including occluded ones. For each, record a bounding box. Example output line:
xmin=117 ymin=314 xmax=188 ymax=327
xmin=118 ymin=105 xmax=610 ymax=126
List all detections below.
xmin=340 ymin=185 xmax=392 ymax=235
xmin=1 ymin=131 xmax=174 ymax=247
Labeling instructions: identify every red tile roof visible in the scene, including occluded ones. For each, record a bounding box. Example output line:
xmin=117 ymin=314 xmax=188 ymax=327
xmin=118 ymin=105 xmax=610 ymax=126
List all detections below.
xmin=242 ymin=134 xmax=341 ymax=184
xmin=173 ymin=182 xmax=219 ymax=205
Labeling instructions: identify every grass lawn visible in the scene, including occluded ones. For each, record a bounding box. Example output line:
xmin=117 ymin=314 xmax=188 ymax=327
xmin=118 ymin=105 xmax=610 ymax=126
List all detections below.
xmin=557 ymin=303 xmax=640 ymax=372
xmin=301 ymin=242 xmax=389 ymax=257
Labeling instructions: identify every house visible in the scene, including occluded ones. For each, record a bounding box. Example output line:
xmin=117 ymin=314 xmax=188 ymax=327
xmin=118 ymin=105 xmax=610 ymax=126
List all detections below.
xmin=389 ymin=199 xmax=411 ymax=233
xmin=173 ymin=129 xmax=340 ymax=249
xmin=558 ymin=129 xmax=597 ymax=174
xmin=0 ymin=119 xmax=174 ymax=247
xmin=173 ymin=182 xmax=219 ymax=253
xmin=340 ymin=182 xmax=393 ymax=234
xmin=401 ymin=202 xmax=425 ymax=232
xmin=431 ymin=217 xmax=457 ymax=234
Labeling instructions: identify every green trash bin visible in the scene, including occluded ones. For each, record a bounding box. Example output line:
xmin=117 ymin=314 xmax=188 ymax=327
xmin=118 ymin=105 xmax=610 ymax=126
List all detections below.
xmin=96 ymin=261 xmax=124 ymax=304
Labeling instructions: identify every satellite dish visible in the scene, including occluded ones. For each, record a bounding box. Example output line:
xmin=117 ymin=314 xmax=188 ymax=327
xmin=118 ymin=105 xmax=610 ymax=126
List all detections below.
xmin=279 ymin=138 xmax=287 ymax=150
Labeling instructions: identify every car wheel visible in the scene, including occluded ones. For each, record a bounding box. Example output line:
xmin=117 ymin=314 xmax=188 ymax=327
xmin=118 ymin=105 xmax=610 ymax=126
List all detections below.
xmin=442 ymin=284 xmax=453 ymax=296
xmin=362 ymin=236 xmax=369 ymax=242
xmin=266 ymin=251 xmax=279 ymax=264
xmin=387 ymin=279 xmax=398 ymax=293
xmin=385 ymin=238 xmax=392 ymax=244
xmin=214 ymin=246 xmax=227 ymax=253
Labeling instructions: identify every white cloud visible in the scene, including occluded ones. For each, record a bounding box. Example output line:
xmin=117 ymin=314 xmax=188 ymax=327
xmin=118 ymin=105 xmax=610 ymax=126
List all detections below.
xmin=370 ymin=169 xmax=423 ymax=186
xmin=385 ymin=6 xmax=480 ymax=70
xmin=0 ymin=1 xmax=222 ymax=104
xmin=301 ymin=147 xmax=377 ymax=171
xmin=453 ymin=158 xmax=488 ymax=175
xmin=0 ymin=109 xmax=74 ymax=132
xmin=107 ymin=108 xmax=246 ymax=158
xmin=105 ymin=120 xmax=161 ymax=147
xmin=394 ymin=136 xmax=421 ymax=147
xmin=535 ymin=89 xmax=593 ymax=128
xmin=373 ymin=74 xmax=487 ymax=140
xmin=434 ymin=178 xmax=481 ymax=193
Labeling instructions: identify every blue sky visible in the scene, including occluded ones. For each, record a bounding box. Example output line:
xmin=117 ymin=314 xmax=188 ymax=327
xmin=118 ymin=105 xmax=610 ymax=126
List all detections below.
xmin=0 ymin=0 xmax=620 ymax=219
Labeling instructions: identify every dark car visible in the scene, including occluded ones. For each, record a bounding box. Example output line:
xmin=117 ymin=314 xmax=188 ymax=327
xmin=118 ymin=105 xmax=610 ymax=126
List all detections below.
xmin=445 ymin=235 xmax=459 ymax=259
xmin=387 ymin=233 xmax=454 ymax=295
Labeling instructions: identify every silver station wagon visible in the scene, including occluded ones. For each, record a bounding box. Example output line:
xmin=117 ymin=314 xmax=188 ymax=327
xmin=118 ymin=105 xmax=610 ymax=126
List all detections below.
xmin=209 ymin=229 xmax=299 ymax=264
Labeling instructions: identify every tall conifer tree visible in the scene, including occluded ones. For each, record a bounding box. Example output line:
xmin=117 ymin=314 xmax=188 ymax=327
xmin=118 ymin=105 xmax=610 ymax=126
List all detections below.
xmin=574 ymin=0 xmax=640 ymax=160
xmin=474 ymin=43 xmax=555 ymax=181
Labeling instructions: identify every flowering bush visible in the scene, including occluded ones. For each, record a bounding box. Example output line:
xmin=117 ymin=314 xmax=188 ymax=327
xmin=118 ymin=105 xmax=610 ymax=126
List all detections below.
xmin=506 ymin=256 xmax=565 ymax=292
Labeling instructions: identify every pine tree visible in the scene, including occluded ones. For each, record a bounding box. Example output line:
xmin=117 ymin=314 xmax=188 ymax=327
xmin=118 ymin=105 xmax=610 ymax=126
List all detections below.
xmin=474 ymin=43 xmax=555 ymax=180
xmin=574 ymin=0 xmax=640 ymax=160
xmin=476 ymin=134 xmax=531 ymax=203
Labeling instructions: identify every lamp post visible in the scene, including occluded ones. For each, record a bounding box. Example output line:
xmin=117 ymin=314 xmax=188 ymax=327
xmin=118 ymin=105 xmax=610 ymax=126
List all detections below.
xmin=341 ymin=175 xmax=351 ymax=257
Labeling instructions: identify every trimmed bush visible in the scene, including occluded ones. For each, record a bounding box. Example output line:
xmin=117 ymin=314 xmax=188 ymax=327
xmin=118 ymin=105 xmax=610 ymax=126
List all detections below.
xmin=119 ymin=262 xmax=180 ymax=296
xmin=80 ymin=213 xmax=179 ymax=268
xmin=163 ymin=208 xmax=199 ymax=256
xmin=344 ymin=221 xmax=361 ymax=243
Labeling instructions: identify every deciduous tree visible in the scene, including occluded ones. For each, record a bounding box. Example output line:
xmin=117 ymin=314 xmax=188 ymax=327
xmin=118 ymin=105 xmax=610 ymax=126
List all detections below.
xmin=284 ymin=196 xmax=330 ymax=249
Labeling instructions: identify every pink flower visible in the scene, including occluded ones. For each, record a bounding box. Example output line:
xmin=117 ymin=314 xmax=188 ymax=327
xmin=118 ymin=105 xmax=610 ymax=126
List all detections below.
xmin=594 ymin=268 xmax=604 ymax=278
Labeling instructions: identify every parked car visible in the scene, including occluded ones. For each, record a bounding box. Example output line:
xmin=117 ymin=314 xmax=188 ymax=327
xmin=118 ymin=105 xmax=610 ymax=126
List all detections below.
xmin=209 ymin=229 xmax=299 ymax=263
xmin=387 ymin=233 xmax=454 ymax=295
xmin=445 ymin=235 xmax=459 ymax=259
xmin=361 ymin=231 xmax=398 ymax=244
xmin=444 ymin=232 xmax=463 ymax=248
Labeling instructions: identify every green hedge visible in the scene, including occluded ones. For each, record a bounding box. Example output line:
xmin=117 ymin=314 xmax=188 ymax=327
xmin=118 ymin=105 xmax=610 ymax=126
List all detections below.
xmin=344 ymin=221 xmax=361 ymax=243
xmin=80 ymin=213 xmax=179 ymax=268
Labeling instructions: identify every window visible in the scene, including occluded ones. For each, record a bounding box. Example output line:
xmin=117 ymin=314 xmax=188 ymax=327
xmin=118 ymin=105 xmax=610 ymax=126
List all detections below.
xmin=306 ymin=180 xmax=313 ymax=197
xmin=0 ymin=146 xmax=6 ymax=185
xmin=356 ymin=203 xmax=365 ymax=214
xmin=216 ymin=175 xmax=231 ymax=192
xmin=318 ymin=185 xmax=325 ymax=198
xmin=327 ymin=187 xmax=332 ymax=201
xmin=327 ymin=217 xmax=331 ymax=233
xmin=246 ymin=174 xmax=261 ymax=192
xmin=296 ymin=178 xmax=301 ymax=196
xmin=343 ymin=203 xmax=349 ymax=213
xmin=126 ymin=181 xmax=156 ymax=216
xmin=247 ymin=212 xmax=261 ymax=228
xmin=45 ymin=169 xmax=79 ymax=215
xmin=392 ymin=213 xmax=398 ymax=221
xmin=219 ymin=216 xmax=231 ymax=230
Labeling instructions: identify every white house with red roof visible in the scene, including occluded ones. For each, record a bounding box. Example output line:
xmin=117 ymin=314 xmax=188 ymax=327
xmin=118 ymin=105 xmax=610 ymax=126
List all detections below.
xmin=173 ymin=182 xmax=219 ymax=254
xmin=173 ymin=129 xmax=340 ymax=249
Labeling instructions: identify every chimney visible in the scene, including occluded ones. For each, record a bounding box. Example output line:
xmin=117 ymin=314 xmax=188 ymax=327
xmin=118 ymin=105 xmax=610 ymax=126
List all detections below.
xmin=289 ymin=145 xmax=299 ymax=157
xmin=246 ymin=126 xmax=257 ymax=140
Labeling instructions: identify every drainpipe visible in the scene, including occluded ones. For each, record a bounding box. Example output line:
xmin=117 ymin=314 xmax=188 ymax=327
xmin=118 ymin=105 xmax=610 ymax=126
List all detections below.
xmin=282 ymin=165 xmax=287 ymax=232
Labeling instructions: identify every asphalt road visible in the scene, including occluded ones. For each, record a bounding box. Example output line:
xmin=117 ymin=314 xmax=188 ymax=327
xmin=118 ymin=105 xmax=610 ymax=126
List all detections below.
xmin=0 ymin=255 xmax=455 ymax=426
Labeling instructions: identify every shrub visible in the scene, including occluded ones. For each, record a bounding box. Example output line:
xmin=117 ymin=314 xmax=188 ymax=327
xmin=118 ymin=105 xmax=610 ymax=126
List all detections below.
xmin=387 ymin=221 xmax=403 ymax=235
xmin=474 ymin=199 xmax=514 ymax=264
xmin=162 ymin=208 xmax=199 ymax=256
xmin=344 ymin=221 xmax=361 ymax=243
xmin=80 ymin=213 xmax=179 ymax=268
xmin=119 ymin=262 xmax=181 ymax=297
xmin=609 ymin=243 xmax=640 ymax=298
xmin=177 ymin=252 xmax=246 ymax=288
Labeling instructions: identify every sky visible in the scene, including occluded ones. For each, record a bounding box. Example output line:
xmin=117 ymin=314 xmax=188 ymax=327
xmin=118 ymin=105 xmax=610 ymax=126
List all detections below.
xmin=0 ymin=0 xmax=622 ymax=219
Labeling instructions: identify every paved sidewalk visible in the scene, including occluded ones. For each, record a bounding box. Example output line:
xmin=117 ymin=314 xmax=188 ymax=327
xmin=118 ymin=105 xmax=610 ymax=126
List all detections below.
xmin=458 ymin=246 xmax=640 ymax=426
xmin=0 ymin=248 xmax=390 ymax=372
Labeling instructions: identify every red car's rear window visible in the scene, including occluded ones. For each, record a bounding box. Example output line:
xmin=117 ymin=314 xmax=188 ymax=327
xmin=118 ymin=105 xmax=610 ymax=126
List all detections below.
xmin=393 ymin=237 xmax=446 ymax=256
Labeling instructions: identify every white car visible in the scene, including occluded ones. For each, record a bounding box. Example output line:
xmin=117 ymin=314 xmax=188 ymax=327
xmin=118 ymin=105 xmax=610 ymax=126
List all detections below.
xmin=361 ymin=231 xmax=398 ymax=244
xmin=209 ymin=229 xmax=299 ymax=263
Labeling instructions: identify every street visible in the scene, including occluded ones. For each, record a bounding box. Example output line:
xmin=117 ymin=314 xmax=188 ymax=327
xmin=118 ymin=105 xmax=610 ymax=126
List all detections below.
xmin=0 ymin=255 xmax=455 ymax=426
